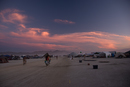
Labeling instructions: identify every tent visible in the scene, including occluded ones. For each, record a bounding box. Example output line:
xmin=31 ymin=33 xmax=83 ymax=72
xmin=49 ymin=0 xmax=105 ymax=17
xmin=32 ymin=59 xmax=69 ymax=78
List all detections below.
xmin=93 ymin=52 xmax=106 ymax=58
xmin=0 ymin=56 xmax=9 ymax=63
xmin=83 ymin=53 xmax=87 ymax=57
xmin=124 ymin=50 xmax=130 ymax=58
xmin=68 ymin=52 xmax=77 ymax=57
xmin=76 ymin=52 xmax=86 ymax=57
xmin=115 ymin=52 xmax=126 ymax=58
xmin=103 ymin=52 xmax=111 ymax=58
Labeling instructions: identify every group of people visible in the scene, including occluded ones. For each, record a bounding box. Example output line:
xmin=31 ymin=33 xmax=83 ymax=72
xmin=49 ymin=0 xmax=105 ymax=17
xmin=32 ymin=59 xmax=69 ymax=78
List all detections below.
xmin=23 ymin=53 xmax=51 ymax=66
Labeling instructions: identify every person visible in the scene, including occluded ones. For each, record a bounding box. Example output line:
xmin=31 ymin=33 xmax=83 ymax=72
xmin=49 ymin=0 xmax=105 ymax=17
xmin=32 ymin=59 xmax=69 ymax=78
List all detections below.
xmin=44 ymin=53 xmax=50 ymax=66
xmin=56 ymin=56 xmax=58 ymax=60
xmin=70 ymin=56 xmax=73 ymax=60
xmin=23 ymin=56 xmax=26 ymax=65
xmin=84 ymin=55 xmax=85 ymax=60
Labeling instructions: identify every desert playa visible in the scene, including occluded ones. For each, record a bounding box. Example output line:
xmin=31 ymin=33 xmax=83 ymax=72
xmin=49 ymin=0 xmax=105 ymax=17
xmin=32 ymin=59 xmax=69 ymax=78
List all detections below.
xmin=0 ymin=57 xmax=130 ymax=87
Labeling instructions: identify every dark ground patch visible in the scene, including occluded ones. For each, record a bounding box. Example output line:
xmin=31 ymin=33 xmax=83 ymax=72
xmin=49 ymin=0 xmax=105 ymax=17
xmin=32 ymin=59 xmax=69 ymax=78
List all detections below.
xmin=84 ymin=60 xmax=96 ymax=61
xmin=99 ymin=61 xmax=109 ymax=63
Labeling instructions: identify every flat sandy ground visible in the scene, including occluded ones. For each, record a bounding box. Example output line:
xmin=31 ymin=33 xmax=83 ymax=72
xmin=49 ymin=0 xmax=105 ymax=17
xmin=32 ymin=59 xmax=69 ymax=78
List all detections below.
xmin=0 ymin=57 xmax=130 ymax=87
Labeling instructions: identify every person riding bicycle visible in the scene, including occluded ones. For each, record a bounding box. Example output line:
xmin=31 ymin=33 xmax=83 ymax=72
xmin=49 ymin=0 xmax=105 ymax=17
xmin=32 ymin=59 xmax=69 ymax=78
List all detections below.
xmin=44 ymin=53 xmax=51 ymax=66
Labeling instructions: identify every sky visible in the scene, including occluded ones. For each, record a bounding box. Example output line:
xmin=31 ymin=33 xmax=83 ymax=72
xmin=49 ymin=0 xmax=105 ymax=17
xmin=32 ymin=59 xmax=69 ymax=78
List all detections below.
xmin=0 ymin=0 xmax=130 ymax=53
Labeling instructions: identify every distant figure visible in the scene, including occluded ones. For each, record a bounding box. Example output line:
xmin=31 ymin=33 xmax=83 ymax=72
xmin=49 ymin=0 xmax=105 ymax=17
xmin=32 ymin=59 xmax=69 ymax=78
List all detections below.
xmin=44 ymin=53 xmax=51 ymax=66
xmin=56 ymin=56 xmax=58 ymax=60
xmin=70 ymin=56 xmax=73 ymax=60
xmin=23 ymin=56 xmax=26 ymax=65
xmin=84 ymin=55 xmax=85 ymax=60
xmin=72 ymin=56 xmax=73 ymax=60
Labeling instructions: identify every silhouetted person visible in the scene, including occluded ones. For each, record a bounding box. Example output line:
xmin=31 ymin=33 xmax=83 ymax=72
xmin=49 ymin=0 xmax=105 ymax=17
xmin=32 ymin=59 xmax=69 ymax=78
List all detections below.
xmin=56 ymin=56 xmax=58 ymax=60
xmin=44 ymin=53 xmax=51 ymax=66
xmin=23 ymin=56 xmax=26 ymax=65
xmin=72 ymin=56 xmax=73 ymax=60
xmin=84 ymin=55 xmax=85 ymax=60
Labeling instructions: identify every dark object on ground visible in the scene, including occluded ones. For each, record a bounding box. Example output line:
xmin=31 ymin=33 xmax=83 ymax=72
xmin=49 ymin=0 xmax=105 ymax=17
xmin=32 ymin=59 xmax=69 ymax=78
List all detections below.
xmin=99 ymin=61 xmax=109 ymax=63
xmin=93 ymin=65 xmax=98 ymax=69
xmin=0 ymin=56 xmax=9 ymax=63
xmin=84 ymin=60 xmax=96 ymax=61
xmin=88 ymin=63 xmax=90 ymax=65
xmin=79 ymin=60 xmax=82 ymax=63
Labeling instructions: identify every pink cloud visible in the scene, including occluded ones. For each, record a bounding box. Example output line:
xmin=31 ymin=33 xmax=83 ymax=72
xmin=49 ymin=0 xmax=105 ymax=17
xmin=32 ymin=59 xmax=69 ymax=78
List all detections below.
xmin=28 ymin=28 xmax=44 ymax=33
xmin=9 ymin=26 xmax=130 ymax=51
xmin=21 ymin=42 xmax=75 ymax=50
xmin=0 ymin=38 xmax=75 ymax=51
xmin=11 ymin=24 xmax=49 ymax=41
xmin=8 ymin=13 xmax=27 ymax=23
xmin=11 ymin=30 xmax=37 ymax=38
xmin=98 ymin=42 xmax=116 ymax=49
xmin=0 ymin=9 xmax=27 ymax=24
xmin=123 ymin=36 xmax=130 ymax=41
xmin=42 ymin=32 xmax=49 ymax=36
xmin=18 ymin=24 xmax=48 ymax=33
xmin=54 ymin=19 xmax=75 ymax=24
xmin=19 ymin=24 xmax=26 ymax=29
xmin=10 ymin=32 xmax=20 ymax=37
xmin=0 ymin=9 xmax=20 ymax=15
xmin=0 ymin=33 xmax=6 ymax=39
xmin=0 ymin=9 xmax=129 ymax=52
xmin=0 ymin=24 xmax=8 ymax=29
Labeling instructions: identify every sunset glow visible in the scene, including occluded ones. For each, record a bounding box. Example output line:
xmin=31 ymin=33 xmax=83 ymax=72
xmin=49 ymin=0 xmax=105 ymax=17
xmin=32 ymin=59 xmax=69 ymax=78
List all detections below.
xmin=0 ymin=0 xmax=130 ymax=52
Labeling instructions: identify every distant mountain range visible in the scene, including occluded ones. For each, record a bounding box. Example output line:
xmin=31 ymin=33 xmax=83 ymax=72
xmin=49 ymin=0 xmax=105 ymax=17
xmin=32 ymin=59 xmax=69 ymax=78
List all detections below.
xmin=0 ymin=50 xmax=72 ymax=56
xmin=1 ymin=49 xmax=129 ymax=56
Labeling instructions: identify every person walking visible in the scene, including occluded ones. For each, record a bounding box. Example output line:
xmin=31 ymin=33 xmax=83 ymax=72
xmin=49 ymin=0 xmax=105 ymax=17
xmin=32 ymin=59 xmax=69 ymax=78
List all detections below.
xmin=23 ymin=56 xmax=26 ymax=65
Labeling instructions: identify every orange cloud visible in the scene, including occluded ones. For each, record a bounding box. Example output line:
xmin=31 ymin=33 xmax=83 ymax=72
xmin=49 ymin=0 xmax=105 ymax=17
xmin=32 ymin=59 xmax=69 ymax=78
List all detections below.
xmin=54 ymin=19 xmax=75 ymax=24
xmin=0 ymin=9 xmax=27 ymax=24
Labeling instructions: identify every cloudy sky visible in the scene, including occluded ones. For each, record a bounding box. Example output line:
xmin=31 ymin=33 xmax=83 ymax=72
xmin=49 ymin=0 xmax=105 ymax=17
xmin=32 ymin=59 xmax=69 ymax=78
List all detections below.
xmin=0 ymin=0 xmax=130 ymax=52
